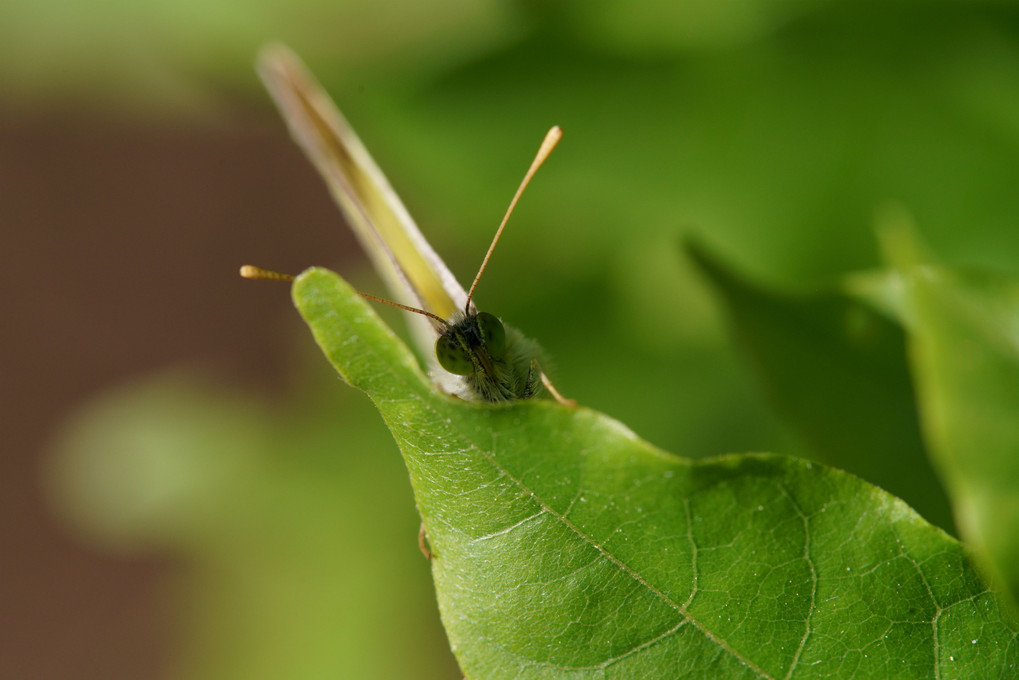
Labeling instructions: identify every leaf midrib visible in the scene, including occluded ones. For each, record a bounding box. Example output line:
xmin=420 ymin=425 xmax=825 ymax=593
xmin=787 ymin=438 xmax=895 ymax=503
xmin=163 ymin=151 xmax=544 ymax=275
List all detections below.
xmin=413 ymin=396 xmax=777 ymax=679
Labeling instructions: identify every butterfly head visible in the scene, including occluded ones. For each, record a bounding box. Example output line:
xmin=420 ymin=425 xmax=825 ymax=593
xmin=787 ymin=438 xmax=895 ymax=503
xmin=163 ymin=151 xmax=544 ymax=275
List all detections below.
xmin=435 ymin=312 xmax=506 ymax=376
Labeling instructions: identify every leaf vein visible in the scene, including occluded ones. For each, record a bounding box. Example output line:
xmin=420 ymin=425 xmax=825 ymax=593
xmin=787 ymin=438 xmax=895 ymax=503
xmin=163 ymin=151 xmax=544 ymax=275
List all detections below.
xmin=470 ymin=510 xmax=547 ymax=544
xmin=779 ymin=484 xmax=817 ymax=680
xmin=682 ymin=498 xmax=698 ymax=610
xmin=457 ymin=433 xmax=776 ymax=679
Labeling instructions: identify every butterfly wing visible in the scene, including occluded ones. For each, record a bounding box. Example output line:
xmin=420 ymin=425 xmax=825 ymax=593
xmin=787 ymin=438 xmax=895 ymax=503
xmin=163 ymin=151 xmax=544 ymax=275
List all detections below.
xmin=257 ymin=44 xmax=468 ymax=325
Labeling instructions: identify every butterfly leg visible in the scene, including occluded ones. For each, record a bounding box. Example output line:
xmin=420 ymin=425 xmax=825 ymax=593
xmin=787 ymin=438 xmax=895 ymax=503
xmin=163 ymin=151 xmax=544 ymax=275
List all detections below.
xmin=529 ymin=359 xmax=577 ymax=407
xmin=418 ymin=521 xmax=433 ymax=560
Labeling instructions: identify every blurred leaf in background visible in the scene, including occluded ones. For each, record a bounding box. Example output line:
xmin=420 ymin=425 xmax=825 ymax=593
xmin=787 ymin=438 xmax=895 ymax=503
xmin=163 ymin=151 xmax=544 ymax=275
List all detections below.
xmin=687 ymin=238 xmax=956 ymax=534
xmin=689 ymin=212 xmax=1019 ymax=616
xmin=900 ymin=263 xmax=1019 ymax=613
xmin=6 ymin=0 xmax=1019 ymax=677
xmin=876 ymin=224 xmax=1019 ymax=617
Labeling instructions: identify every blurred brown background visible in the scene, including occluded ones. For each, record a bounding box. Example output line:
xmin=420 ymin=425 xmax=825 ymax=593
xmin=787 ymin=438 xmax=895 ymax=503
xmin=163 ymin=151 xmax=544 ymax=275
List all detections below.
xmin=0 ymin=112 xmax=354 ymax=678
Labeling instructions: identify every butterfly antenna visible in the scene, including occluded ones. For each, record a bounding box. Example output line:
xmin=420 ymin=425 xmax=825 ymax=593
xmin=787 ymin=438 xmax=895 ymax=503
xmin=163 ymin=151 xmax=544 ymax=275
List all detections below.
xmin=242 ymin=265 xmax=449 ymax=328
xmin=465 ymin=126 xmax=563 ymax=314
xmin=357 ymin=292 xmax=450 ymax=329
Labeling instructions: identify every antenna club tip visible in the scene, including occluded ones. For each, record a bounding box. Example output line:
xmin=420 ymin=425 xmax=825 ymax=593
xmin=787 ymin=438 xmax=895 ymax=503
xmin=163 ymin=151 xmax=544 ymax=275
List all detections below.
xmin=240 ymin=265 xmax=295 ymax=282
xmin=538 ymin=126 xmax=563 ymax=157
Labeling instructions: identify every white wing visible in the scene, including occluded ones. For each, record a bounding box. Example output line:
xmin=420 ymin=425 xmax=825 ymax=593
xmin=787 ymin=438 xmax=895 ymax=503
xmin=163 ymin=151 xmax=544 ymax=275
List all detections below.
xmin=257 ymin=44 xmax=470 ymax=325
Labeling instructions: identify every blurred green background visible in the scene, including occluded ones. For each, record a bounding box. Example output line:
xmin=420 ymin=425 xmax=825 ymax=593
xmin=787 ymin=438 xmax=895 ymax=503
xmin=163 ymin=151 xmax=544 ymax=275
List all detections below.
xmin=4 ymin=0 xmax=1019 ymax=678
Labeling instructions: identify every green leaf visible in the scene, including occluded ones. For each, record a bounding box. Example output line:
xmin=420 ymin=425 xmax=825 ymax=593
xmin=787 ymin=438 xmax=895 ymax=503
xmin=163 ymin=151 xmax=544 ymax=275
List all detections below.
xmin=687 ymin=240 xmax=955 ymax=534
xmin=294 ymin=266 xmax=1018 ymax=678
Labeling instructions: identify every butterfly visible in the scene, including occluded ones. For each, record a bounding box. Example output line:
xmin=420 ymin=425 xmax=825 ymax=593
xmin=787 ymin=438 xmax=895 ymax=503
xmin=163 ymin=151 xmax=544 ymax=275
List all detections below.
xmin=246 ymin=45 xmax=572 ymax=405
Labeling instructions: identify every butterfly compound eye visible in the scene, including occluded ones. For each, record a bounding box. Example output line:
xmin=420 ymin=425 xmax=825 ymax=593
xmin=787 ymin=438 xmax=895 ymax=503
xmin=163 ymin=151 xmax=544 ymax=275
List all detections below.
xmin=436 ymin=333 xmax=474 ymax=375
xmin=477 ymin=312 xmax=506 ymax=356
